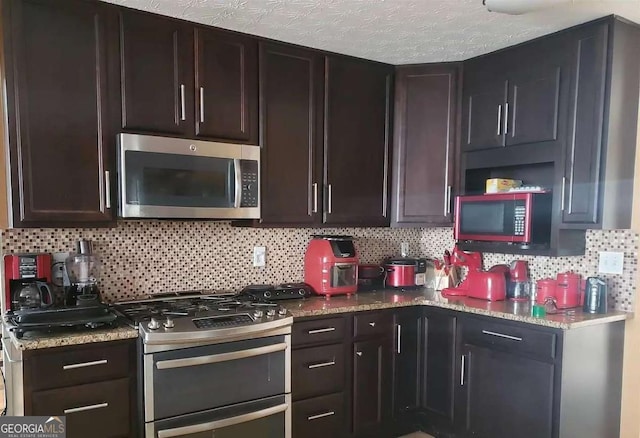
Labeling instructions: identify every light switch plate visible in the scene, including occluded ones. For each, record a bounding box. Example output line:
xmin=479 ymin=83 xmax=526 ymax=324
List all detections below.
xmin=253 ymin=246 xmax=266 ymax=267
xmin=598 ymin=251 xmax=624 ymax=275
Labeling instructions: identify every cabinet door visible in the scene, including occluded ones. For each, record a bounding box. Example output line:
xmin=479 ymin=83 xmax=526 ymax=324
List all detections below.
xmin=324 ymin=56 xmax=392 ymax=226
xmin=118 ymin=9 xmax=193 ymax=135
xmin=3 ymin=0 xmax=114 ymax=226
xmin=506 ymin=67 xmax=561 ymax=147
xmin=393 ymin=308 xmax=422 ymax=416
xmin=259 ymin=43 xmax=324 ymax=225
xmin=194 ymin=28 xmax=258 ymax=143
xmin=463 ymin=82 xmax=508 ymax=150
xmin=392 ymin=65 xmax=458 ymax=226
xmin=458 ymin=344 xmax=555 ymax=438
xmin=561 ymin=23 xmax=608 ymax=224
xmin=353 ymin=337 xmax=392 ymax=436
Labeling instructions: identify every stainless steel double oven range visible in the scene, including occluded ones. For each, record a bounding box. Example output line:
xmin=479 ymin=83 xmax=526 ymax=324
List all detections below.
xmin=114 ymin=293 xmax=293 ymax=438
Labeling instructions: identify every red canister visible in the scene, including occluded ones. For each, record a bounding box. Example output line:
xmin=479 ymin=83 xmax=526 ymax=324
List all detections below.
xmin=536 ymin=278 xmax=557 ymax=305
xmin=384 ymin=258 xmax=417 ymax=288
xmin=555 ymin=272 xmax=583 ymax=308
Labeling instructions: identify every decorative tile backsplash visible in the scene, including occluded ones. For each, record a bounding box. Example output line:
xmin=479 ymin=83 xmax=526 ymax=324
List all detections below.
xmin=2 ymin=222 xmax=637 ymax=311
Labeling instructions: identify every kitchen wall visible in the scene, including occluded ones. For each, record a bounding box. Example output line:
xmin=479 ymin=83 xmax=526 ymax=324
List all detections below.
xmin=1 ymin=223 xmax=637 ymax=311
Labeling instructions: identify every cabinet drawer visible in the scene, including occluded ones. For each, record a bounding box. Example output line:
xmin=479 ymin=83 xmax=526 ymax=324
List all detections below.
xmin=292 ymin=317 xmax=346 ymax=347
xmin=462 ymin=318 xmax=557 ymax=361
xmin=31 ymin=378 xmax=130 ymax=438
xmin=292 ymin=344 xmax=345 ymax=400
xmin=26 ymin=341 xmax=132 ymax=390
xmin=293 ymin=392 xmax=346 ymax=438
xmin=354 ymin=311 xmax=392 ymax=339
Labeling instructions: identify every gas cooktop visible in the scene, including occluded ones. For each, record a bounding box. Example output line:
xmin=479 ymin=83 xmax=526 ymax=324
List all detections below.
xmin=112 ymin=291 xmax=292 ymax=346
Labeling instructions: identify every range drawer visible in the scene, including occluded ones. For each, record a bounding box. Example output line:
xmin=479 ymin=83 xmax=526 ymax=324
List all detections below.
xmin=461 ymin=317 xmax=558 ymax=361
xmin=292 ymin=344 xmax=345 ymax=400
xmin=31 ymin=377 xmax=130 ymax=438
xmin=25 ymin=340 xmax=132 ymax=391
xmin=292 ymin=316 xmax=346 ymax=347
xmin=353 ymin=311 xmax=392 ymax=339
xmin=293 ymin=392 xmax=346 ymax=438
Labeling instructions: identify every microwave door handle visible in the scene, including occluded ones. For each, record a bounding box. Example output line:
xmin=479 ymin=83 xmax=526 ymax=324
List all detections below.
xmin=233 ymin=159 xmax=242 ymax=208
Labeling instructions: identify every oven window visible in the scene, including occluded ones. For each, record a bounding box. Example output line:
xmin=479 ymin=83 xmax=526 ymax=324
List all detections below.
xmin=125 ymin=151 xmax=234 ymax=208
xmin=460 ymin=201 xmax=508 ymax=235
xmin=330 ymin=264 xmax=357 ymax=288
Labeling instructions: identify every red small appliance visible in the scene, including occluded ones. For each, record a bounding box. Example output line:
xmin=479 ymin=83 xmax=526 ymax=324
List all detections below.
xmin=304 ymin=236 xmax=358 ymax=296
xmin=441 ymin=247 xmax=506 ymax=301
xmin=4 ymin=253 xmax=52 ymax=312
xmin=384 ymin=258 xmax=418 ymax=288
xmin=555 ymin=272 xmax=584 ymax=309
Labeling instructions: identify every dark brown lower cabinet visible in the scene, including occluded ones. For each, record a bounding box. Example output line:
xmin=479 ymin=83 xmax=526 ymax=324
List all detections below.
xmin=293 ymin=392 xmax=346 ymax=438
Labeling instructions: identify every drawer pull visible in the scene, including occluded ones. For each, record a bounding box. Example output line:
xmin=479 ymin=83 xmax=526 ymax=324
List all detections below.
xmin=308 ymin=327 xmax=336 ymax=335
xmin=308 ymin=411 xmax=335 ymax=421
xmin=64 ymin=402 xmax=108 ymax=414
xmin=482 ymin=330 xmax=522 ymax=342
xmin=63 ymin=359 xmax=108 ymax=370
xmin=308 ymin=360 xmax=335 ymax=369
xmin=368 ymin=322 xmax=376 ymax=327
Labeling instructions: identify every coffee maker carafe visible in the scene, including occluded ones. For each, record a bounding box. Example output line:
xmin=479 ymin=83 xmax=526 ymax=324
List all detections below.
xmin=4 ymin=253 xmax=53 ymax=312
xmin=304 ymin=235 xmax=359 ymax=296
xmin=65 ymin=240 xmax=102 ymax=306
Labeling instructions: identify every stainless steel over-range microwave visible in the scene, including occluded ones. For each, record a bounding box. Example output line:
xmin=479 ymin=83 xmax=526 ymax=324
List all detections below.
xmin=117 ymin=134 xmax=260 ymax=219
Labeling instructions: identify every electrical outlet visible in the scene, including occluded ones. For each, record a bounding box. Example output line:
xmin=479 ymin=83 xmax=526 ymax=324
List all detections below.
xmin=400 ymin=242 xmax=410 ymax=257
xmin=598 ymin=251 xmax=624 ymax=275
xmin=253 ymin=246 xmax=266 ymax=267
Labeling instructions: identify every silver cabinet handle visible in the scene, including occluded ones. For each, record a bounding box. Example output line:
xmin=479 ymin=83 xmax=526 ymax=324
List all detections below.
xmin=396 ymin=324 xmax=402 ymax=354
xmin=460 ymin=355 xmax=466 ymax=385
xmin=368 ymin=322 xmax=376 ymax=327
xmin=233 ymin=158 xmax=242 ymax=208
xmin=308 ymin=327 xmax=335 ymax=335
xmin=199 ymin=86 xmax=205 ymax=123
xmin=156 ymin=343 xmax=287 ymax=370
xmin=158 ymin=403 xmax=288 ymax=438
xmin=497 ymin=104 xmax=502 ymax=135
xmin=312 ymin=182 xmax=318 ymax=213
xmin=63 ymin=359 xmax=108 ymax=370
xmin=308 ymin=360 xmax=335 ymax=369
xmin=104 ymin=171 xmax=111 ymax=209
xmin=445 ymin=185 xmax=452 ymax=215
xmin=64 ymin=402 xmax=108 ymax=414
xmin=356 ymin=351 xmax=362 ymax=357
xmin=308 ymin=411 xmax=335 ymax=421
xmin=179 ymin=84 xmax=186 ymax=121
xmin=504 ymin=102 xmax=509 ymax=135
xmin=327 ymin=184 xmax=333 ymax=214
xmin=482 ymin=329 xmax=522 ymax=342
xmin=561 ymin=176 xmax=566 ymax=211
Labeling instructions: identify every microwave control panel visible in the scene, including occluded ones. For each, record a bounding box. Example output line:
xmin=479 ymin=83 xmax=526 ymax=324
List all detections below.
xmin=514 ymin=203 xmax=526 ymax=236
xmin=239 ymin=160 xmax=259 ymax=208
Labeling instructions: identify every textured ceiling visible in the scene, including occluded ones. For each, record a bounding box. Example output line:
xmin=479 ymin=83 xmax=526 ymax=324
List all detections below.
xmin=102 ymin=0 xmax=640 ymax=64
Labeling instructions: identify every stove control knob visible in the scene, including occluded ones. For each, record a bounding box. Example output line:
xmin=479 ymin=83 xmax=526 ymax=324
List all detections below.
xmin=148 ymin=318 xmax=160 ymax=330
xmin=163 ymin=317 xmax=175 ymax=329
xmin=266 ymin=309 xmax=276 ymax=318
xmin=278 ymin=307 xmax=288 ymax=317
xmin=253 ymin=309 xmax=264 ymax=319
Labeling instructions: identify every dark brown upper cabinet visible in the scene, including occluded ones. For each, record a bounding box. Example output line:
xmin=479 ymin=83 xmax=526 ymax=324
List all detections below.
xmin=117 ymin=10 xmax=258 ymax=144
xmin=324 ymin=56 xmax=393 ymax=226
xmin=391 ymin=64 xmax=460 ymax=227
xmin=1 ymin=0 xmax=116 ymax=227
xmin=464 ymin=81 xmax=508 ymax=150
xmin=259 ymin=43 xmax=324 ymax=225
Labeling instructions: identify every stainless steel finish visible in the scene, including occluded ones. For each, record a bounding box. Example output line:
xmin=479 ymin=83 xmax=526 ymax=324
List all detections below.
xmin=156 ymin=402 xmax=289 ymax=438
xmin=266 ymin=309 xmax=276 ymax=318
xmin=163 ymin=317 xmax=175 ymax=329
xmin=368 ymin=322 xmax=376 ymax=327
xmin=497 ymin=104 xmax=502 ymax=135
xmin=156 ymin=343 xmax=288 ymax=370
xmin=308 ymin=411 xmax=335 ymax=421
xmin=63 ymin=359 xmax=107 ymax=370
xmin=148 ymin=317 xmax=160 ymax=330
xmin=312 ymin=182 xmax=318 ymax=213
xmin=104 ymin=170 xmax=111 ymax=209
xmin=233 ymin=158 xmax=242 ymax=209
xmin=284 ymin=334 xmax=292 ymax=394
xmin=327 ymin=184 xmax=333 ymax=214
xmin=356 ymin=351 xmax=362 ymax=357
xmin=278 ymin=307 xmax=287 ymax=316
xmin=64 ymin=402 xmax=109 ymax=414
xmin=199 ymin=87 xmax=205 ymax=123
xmin=2 ymin=335 xmax=24 ymax=416
xmin=482 ymin=329 xmax=523 ymax=342
xmin=179 ymin=84 xmax=186 ymax=121
xmin=396 ymin=324 xmax=401 ymax=354
xmin=504 ymin=102 xmax=509 ymax=134
xmin=460 ymin=354 xmax=466 ymax=385
xmin=144 ymin=354 xmax=155 ymax=422
xmin=76 ymin=239 xmax=93 ymax=255
xmin=308 ymin=361 xmax=335 ymax=369
xmin=253 ymin=309 xmax=264 ymax=319
xmin=444 ymin=185 xmax=452 ymax=216
xmin=308 ymin=327 xmax=335 ymax=335
xmin=561 ymin=176 xmax=566 ymax=211
xmin=117 ymin=133 xmax=261 ymax=219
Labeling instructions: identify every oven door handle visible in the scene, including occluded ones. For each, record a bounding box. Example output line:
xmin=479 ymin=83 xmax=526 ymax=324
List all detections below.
xmin=156 ymin=402 xmax=289 ymax=438
xmin=155 ymin=343 xmax=288 ymax=370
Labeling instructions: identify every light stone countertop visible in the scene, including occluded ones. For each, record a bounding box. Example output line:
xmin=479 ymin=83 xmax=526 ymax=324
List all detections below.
xmin=280 ymin=288 xmax=631 ymax=330
xmin=8 ymin=324 xmax=139 ymax=351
